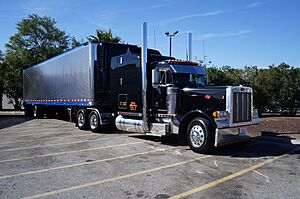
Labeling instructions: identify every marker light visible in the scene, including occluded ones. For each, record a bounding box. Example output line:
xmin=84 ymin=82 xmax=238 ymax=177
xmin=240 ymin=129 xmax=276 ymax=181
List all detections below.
xmin=213 ymin=111 xmax=218 ymax=118
xmin=204 ymin=95 xmax=211 ymax=100
xmin=167 ymin=59 xmax=199 ymax=66
xmin=213 ymin=111 xmax=229 ymax=119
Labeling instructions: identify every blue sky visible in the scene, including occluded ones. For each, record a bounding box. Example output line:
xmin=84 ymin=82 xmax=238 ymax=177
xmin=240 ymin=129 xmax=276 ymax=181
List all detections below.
xmin=0 ymin=0 xmax=299 ymax=68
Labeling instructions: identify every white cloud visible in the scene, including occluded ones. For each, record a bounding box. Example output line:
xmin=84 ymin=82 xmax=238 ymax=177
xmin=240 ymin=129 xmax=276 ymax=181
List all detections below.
xmin=245 ymin=2 xmax=262 ymax=8
xmin=157 ymin=10 xmax=225 ymax=26
xmin=198 ymin=30 xmax=252 ymax=39
xmin=84 ymin=10 xmax=116 ymax=30
xmin=228 ymin=30 xmax=252 ymax=36
xmin=21 ymin=0 xmax=69 ymax=15
xmin=147 ymin=2 xmax=172 ymax=9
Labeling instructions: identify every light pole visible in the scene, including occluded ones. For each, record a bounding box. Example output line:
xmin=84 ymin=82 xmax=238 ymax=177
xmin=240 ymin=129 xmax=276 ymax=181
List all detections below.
xmin=165 ymin=31 xmax=178 ymax=57
xmin=194 ymin=56 xmax=212 ymax=68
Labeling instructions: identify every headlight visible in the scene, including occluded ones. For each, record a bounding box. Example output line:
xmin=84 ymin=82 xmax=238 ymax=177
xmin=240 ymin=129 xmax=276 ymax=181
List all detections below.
xmin=213 ymin=111 xmax=229 ymax=119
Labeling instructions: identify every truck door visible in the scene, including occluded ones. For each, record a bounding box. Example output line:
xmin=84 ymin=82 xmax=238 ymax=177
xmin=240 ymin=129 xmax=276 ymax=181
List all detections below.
xmin=152 ymin=69 xmax=173 ymax=111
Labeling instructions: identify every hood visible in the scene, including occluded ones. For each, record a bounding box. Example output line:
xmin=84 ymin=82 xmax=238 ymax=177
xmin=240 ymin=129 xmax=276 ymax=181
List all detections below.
xmin=179 ymin=86 xmax=227 ymax=113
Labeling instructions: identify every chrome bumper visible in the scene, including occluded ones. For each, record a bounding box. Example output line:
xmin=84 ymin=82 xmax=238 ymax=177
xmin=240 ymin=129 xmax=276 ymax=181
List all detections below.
xmin=214 ymin=117 xmax=260 ymax=147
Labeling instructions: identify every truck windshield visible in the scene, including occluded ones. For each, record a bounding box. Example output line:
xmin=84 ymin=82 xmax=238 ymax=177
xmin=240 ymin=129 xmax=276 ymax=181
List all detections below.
xmin=173 ymin=73 xmax=206 ymax=88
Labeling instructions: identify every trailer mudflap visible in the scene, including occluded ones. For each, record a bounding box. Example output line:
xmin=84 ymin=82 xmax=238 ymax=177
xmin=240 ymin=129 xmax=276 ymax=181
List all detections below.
xmin=214 ymin=126 xmax=261 ymax=147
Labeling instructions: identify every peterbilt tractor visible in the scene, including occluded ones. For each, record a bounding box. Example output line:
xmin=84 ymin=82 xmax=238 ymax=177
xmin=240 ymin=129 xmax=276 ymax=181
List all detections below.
xmin=23 ymin=23 xmax=260 ymax=153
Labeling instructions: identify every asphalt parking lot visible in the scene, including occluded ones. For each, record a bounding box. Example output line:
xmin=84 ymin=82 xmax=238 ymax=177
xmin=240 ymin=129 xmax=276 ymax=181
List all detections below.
xmin=0 ymin=116 xmax=299 ymax=199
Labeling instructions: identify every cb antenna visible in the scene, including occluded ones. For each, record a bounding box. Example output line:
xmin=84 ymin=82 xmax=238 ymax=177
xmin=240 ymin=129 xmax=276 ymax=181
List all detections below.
xmin=154 ymin=30 xmax=156 ymax=49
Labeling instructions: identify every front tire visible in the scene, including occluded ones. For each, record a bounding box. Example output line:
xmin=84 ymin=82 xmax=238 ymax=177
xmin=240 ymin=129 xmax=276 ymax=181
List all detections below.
xmin=187 ymin=117 xmax=214 ymax=153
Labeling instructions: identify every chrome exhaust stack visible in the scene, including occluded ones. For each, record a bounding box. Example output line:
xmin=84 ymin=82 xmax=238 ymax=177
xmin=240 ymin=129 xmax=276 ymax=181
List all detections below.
xmin=115 ymin=22 xmax=149 ymax=134
xmin=187 ymin=33 xmax=192 ymax=61
xmin=141 ymin=22 xmax=149 ymax=133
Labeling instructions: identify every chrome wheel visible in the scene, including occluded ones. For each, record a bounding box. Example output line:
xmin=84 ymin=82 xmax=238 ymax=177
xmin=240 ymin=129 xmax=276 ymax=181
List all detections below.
xmin=273 ymin=105 xmax=283 ymax=113
xmin=90 ymin=113 xmax=98 ymax=130
xmin=262 ymin=106 xmax=271 ymax=113
xmin=190 ymin=125 xmax=205 ymax=148
xmin=77 ymin=112 xmax=85 ymax=127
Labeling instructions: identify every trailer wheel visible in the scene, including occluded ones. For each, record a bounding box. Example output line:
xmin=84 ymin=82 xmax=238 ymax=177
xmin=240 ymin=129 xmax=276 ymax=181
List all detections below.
xmin=89 ymin=111 xmax=101 ymax=132
xmin=187 ymin=117 xmax=214 ymax=153
xmin=77 ymin=109 xmax=88 ymax=130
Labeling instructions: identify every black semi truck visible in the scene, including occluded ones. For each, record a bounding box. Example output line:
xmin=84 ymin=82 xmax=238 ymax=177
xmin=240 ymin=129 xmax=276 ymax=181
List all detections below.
xmin=23 ymin=23 xmax=259 ymax=153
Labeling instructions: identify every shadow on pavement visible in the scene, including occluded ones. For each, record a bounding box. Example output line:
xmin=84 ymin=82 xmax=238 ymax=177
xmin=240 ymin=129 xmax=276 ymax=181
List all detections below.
xmin=130 ymin=134 xmax=180 ymax=147
xmin=213 ymin=138 xmax=300 ymax=158
xmin=0 ymin=115 xmax=33 ymax=130
xmin=130 ymin=133 xmax=300 ymax=158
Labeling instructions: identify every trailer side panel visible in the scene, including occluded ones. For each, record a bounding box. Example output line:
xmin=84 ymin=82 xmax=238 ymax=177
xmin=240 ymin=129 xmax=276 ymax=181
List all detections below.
xmin=24 ymin=43 xmax=95 ymax=105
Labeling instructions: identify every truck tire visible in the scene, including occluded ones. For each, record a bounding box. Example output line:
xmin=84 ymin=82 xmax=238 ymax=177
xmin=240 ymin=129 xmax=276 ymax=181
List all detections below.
xmin=273 ymin=105 xmax=283 ymax=113
xmin=88 ymin=111 xmax=102 ymax=132
xmin=187 ymin=117 xmax=214 ymax=153
xmin=262 ymin=106 xmax=271 ymax=113
xmin=77 ymin=109 xmax=88 ymax=130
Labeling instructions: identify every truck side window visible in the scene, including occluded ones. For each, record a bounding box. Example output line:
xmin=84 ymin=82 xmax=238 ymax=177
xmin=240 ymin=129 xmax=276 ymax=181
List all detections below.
xmin=166 ymin=71 xmax=172 ymax=85
xmin=159 ymin=71 xmax=166 ymax=84
xmin=159 ymin=70 xmax=172 ymax=86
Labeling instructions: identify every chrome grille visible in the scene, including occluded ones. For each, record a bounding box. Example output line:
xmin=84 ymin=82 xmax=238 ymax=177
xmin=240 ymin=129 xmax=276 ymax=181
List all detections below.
xmin=232 ymin=92 xmax=252 ymax=123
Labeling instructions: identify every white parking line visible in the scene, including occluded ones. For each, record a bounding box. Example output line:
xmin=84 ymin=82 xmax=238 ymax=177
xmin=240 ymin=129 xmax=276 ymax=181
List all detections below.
xmin=22 ymin=155 xmax=211 ymax=199
xmin=253 ymin=170 xmax=270 ymax=181
xmin=0 ymin=146 xmax=176 ymax=180
xmin=0 ymin=141 xmax=145 ymax=164
xmin=0 ymin=130 xmax=77 ymax=137
xmin=0 ymin=134 xmax=99 ymax=145
xmin=214 ymin=160 xmax=219 ymax=168
xmin=168 ymin=146 xmax=300 ymax=199
xmin=0 ymin=135 xmax=129 ymax=152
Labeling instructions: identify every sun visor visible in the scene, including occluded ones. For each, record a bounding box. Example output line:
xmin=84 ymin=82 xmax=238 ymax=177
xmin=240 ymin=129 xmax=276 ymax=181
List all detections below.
xmin=169 ymin=64 xmax=207 ymax=75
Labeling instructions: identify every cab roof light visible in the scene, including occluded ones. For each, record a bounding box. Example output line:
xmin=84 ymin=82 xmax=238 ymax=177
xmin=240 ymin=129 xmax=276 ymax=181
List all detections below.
xmin=167 ymin=59 xmax=199 ymax=66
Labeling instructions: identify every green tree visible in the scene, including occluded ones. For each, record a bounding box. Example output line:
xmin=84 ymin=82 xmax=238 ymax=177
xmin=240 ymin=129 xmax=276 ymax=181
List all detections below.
xmin=205 ymin=63 xmax=300 ymax=112
xmin=87 ymin=29 xmax=121 ymax=43
xmin=70 ymin=37 xmax=82 ymax=48
xmin=0 ymin=50 xmax=4 ymax=110
xmin=274 ymin=63 xmax=300 ymax=113
xmin=248 ymin=67 xmax=274 ymax=109
xmin=206 ymin=66 xmax=226 ymax=86
xmin=206 ymin=66 xmax=245 ymax=86
xmin=3 ymin=14 xmax=74 ymax=110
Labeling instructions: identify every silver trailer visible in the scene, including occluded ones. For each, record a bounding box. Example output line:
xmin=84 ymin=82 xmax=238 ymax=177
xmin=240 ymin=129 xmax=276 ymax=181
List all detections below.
xmin=23 ymin=43 xmax=97 ymax=104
